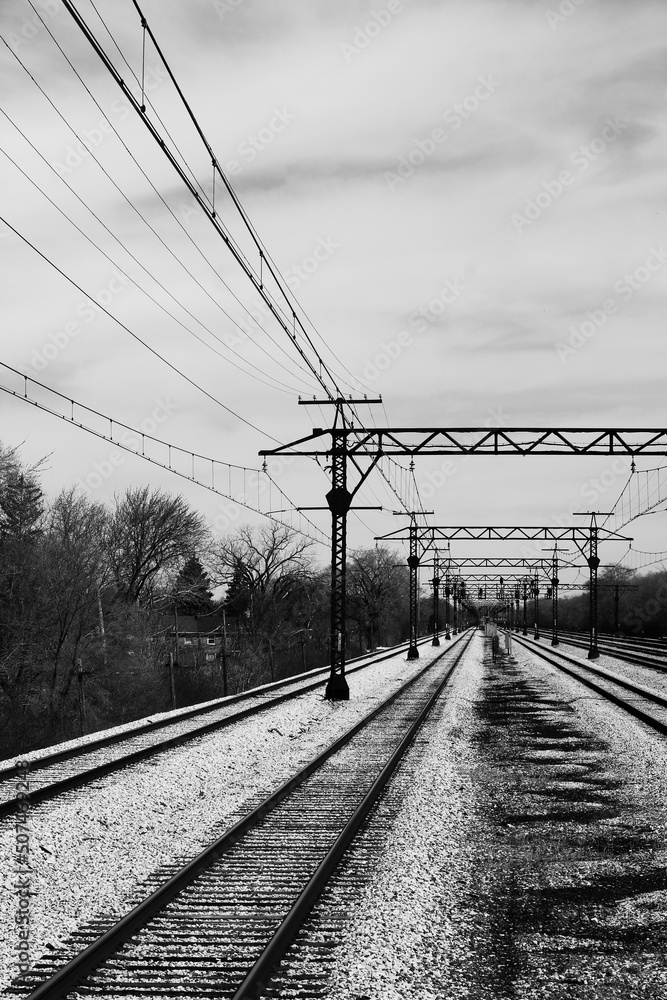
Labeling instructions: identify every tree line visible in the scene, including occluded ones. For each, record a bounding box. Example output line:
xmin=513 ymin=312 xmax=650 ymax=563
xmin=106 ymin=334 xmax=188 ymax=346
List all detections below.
xmin=537 ymin=566 xmax=667 ymax=636
xmin=0 ymin=444 xmax=412 ymax=757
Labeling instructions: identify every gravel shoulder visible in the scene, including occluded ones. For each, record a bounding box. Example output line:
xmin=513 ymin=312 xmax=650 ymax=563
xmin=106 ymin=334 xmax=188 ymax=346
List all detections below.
xmin=0 ymin=640 xmax=458 ymax=990
xmin=309 ymin=632 xmax=667 ymax=998
xmin=547 ymin=638 xmax=667 ymax=697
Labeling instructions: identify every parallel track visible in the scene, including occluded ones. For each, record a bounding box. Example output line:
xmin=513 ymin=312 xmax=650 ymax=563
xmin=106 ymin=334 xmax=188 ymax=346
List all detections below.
xmin=0 ymin=633 xmax=460 ymax=819
xmin=538 ymin=629 xmax=667 ymax=671
xmin=512 ymin=633 xmax=667 ymax=735
xmin=10 ymin=633 xmax=473 ymax=999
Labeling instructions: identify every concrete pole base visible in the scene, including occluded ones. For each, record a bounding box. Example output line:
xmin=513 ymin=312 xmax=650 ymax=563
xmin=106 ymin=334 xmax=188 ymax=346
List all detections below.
xmin=325 ymin=673 xmax=350 ymax=700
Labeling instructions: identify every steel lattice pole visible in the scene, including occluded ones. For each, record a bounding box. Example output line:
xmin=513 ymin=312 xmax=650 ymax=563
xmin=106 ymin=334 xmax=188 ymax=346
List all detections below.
xmin=588 ymin=523 xmax=600 ymax=659
xmin=533 ymin=575 xmax=540 ymax=640
xmin=432 ymin=552 xmax=440 ymax=647
xmin=522 ymin=581 xmax=528 ymax=635
xmin=444 ymin=575 xmax=451 ymax=639
xmin=325 ymin=429 xmax=351 ymax=699
xmin=551 ymin=552 xmax=559 ymax=647
xmin=407 ymin=521 xmax=420 ymax=659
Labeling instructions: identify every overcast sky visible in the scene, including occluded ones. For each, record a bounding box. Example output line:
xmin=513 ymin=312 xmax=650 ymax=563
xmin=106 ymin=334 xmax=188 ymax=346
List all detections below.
xmin=1 ymin=0 xmax=666 ymax=578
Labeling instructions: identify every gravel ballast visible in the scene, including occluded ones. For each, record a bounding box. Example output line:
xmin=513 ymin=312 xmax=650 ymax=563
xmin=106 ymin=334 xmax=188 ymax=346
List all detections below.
xmin=288 ymin=632 xmax=667 ymax=998
xmin=0 ymin=639 xmax=460 ymax=990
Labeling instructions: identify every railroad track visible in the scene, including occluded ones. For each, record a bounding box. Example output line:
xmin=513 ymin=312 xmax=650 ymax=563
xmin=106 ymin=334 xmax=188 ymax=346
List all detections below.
xmin=511 ymin=633 xmax=667 ymax=735
xmin=547 ymin=627 xmax=667 ymax=654
xmin=537 ymin=629 xmax=667 ymax=671
xmin=0 ymin=632 xmax=462 ymax=820
xmin=8 ymin=631 xmax=473 ymax=999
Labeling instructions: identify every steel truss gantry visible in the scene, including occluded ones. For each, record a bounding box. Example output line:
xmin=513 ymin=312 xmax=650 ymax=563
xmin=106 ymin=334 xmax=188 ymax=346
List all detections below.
xmin=260 ymin=422 xmax=656 ymax=696
xmin=262 ymin=427 xmax=667 ymax=458
xmin=375 ymin=523 xmax=631 ymax=660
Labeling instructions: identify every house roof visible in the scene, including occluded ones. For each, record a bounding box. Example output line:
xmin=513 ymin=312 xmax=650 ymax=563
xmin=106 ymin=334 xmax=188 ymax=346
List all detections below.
xmin=157 ymin=614 xmax=226 ymax=635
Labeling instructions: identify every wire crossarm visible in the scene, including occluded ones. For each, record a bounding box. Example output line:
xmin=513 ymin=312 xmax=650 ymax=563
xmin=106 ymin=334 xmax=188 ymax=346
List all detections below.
xmin=260 ymin=427 xmax=667 ymax=457
xmin=374 ymin=526 xmax=632 ymax=543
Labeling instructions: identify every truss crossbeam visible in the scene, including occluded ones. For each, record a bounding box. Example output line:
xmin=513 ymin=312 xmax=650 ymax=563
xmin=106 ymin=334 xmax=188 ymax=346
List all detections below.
xmin=261 ymin=428 xmax=667 ymax=458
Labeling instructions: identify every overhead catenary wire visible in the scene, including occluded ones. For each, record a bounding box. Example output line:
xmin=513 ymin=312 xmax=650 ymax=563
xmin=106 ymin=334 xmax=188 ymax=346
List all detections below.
xmin=60 ymin=0 xmax=424 ymax=525
xmin=3 ymin=22 xmax=322 ymax=393
xmin=0 ymin=361 xmax=329 ymax=545
xmin=0 ymin=215 xmax=282 ymax=444
xmin=55 ymin=0 xmax=343 ymax=401
xmin=55 ymin=1 xmax=424 ymax=519
xmin=601 ymin=463 xmax=667 ymax=534
xmin=13 ymin=2 xmax=421 ymax=525
xmin=2 ymin=26 xmax=320 ymax=395
xmin=0 ymin=134 xmax=310 ymax=397
xmin=125 ymin=0 xmax=356 ymax=396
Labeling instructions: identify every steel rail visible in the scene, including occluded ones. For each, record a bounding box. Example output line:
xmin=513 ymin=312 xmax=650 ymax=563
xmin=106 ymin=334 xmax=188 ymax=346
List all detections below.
xmin=20 ymin=632 xmax=472 ymax=1000
xmin=0 ymin=633 xmax=449 ymax=819
xmin=512 ymin=634 xmax=667 ymax=735
xmin=538 ymin=630 xmax=667 ymax=671
xmin=234 ymin=631 xmax=468 ymax=997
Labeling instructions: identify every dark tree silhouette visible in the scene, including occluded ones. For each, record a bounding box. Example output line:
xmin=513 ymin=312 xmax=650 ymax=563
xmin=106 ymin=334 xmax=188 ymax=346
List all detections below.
xmin=172 ymin=556 xmax=215 ymax=614
xmin=105 ymin=487 xmax=208 ymax=605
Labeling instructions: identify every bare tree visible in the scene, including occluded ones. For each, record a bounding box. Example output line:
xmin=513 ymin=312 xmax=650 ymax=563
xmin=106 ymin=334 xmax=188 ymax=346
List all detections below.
xmin=348 ymin=545 xmax=408 ymax=650
xmin=42 ymin=489 xmax=108 ymax=688
xmin=105 ymin=487 xmax=208 ymax=604
xmin=211 ymin=523 xmax=315 ymax=638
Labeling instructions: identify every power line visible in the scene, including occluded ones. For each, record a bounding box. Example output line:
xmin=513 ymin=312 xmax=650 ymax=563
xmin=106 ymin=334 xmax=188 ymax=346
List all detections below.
xmin=1 ymin=26 xmax=320 ymax=391
xmin=0 ymin=361 xmax=329 ymax=545
xmin=14 ymin=2 xmax=421 ymax=523
xmin=0 ymin=215 xmax=281 ymax=443
xmin=57 ymin=0 xmax=341 ymax=399
xmin=0 ymin=129 xmax=310 ymax=397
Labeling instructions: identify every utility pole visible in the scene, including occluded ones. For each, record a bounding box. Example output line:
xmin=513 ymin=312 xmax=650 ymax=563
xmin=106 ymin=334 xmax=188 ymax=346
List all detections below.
xmin=431 ymin=550 xmax=440 ymax=647
xmin=407 ymin=514 xmax=420 ymax=659
xmin=168 ymin=653 xmax=177 ymax=710
xmin=444 ymin=558 xmax=452 ymax=640
xmin=522 ymin=580 xmax=528 ymax=636
xmin=77 ymin=658 xmax=87 ymax=736
xmin=573 ymin=512 xmax=610 ymax=659
xmin=268 ymin=639 xmax=275 ymax=682
xmin=542 ymin=546 xmax=567 ymax=647
xmin=221 ymin=609 xmax=228 ymax=697
xmin=294 ymin=397 xmax=382 ymax=700
xmin=588 ymin=516 xmax=600 ymax=659
xmin=173 ymin=602 xmax=179 ymax=667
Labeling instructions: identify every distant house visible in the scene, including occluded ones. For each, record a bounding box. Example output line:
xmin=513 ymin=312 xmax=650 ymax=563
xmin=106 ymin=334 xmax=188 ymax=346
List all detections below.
xmin=157 ymin=614 xmax=227 ymax=664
